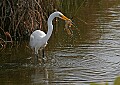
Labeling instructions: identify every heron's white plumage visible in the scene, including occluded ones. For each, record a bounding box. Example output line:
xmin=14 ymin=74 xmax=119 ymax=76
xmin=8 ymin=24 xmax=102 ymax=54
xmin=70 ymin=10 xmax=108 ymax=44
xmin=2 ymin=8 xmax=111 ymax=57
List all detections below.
xmin=30 ymin=30 xmax=47 ymax=54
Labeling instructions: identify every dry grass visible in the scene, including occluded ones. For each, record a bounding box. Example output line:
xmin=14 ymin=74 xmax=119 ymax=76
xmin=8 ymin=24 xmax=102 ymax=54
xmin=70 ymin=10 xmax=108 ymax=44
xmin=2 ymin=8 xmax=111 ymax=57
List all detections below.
xmin=0 ymin=0 xmax=60 ymax=41
xmin=0 ymin=0 xmax=61 ymax=51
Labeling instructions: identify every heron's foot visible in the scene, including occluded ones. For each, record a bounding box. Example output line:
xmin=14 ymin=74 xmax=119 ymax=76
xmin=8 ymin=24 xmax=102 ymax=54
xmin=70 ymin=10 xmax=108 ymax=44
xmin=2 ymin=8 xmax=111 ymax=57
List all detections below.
xmin=26 ymin=57 xmax=31 ymax=60
xmin=42 ymin=56 xmax=47 ymax=64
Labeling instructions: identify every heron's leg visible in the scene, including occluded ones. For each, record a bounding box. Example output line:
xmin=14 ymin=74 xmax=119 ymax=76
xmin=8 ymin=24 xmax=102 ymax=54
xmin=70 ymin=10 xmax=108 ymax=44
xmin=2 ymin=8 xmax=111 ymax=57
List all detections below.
xmin=42 ymin=49 xmax=45 ymax=63
xmin=35 ymin=53 xmax=39 ymax=63
xmin=35 ymin=48 xmax=39 ymax=64
xmin=42 ymin=49 xmax=45 ymax=58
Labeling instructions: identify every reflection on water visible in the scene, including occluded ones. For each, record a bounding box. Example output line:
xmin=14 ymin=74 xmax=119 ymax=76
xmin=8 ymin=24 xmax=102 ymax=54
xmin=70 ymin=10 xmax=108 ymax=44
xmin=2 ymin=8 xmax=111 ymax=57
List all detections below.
xmin=1 ymin=0 xmax=120 ymax=85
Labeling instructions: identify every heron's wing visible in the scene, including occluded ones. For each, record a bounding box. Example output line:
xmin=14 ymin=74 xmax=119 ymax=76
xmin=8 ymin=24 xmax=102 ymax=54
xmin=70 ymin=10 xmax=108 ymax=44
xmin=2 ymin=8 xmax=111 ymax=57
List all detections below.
xmin=29 ymin=34 xmax=35 ymax=48
xmin=32 ymin=30 xmax=46 ymax=39
xmin=29 ymin=30 xmax=46 ymax=48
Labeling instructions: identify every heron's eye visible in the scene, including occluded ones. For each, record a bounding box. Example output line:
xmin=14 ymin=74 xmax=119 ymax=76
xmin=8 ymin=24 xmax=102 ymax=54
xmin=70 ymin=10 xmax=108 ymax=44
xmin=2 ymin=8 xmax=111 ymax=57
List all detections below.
xmin=59 ymin=14 xmax=63 ymax=18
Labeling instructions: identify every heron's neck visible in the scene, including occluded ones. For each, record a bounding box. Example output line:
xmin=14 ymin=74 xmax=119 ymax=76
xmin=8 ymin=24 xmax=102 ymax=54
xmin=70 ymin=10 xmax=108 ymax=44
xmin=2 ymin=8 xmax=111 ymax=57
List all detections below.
xmin=44 ymin=16 xmax=54 ymax=42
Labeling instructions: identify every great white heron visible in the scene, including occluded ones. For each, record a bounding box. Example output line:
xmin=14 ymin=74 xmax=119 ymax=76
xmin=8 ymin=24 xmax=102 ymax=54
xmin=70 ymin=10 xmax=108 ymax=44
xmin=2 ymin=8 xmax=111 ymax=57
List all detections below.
xmin=30 ymin=11 xmax=71 ymax=63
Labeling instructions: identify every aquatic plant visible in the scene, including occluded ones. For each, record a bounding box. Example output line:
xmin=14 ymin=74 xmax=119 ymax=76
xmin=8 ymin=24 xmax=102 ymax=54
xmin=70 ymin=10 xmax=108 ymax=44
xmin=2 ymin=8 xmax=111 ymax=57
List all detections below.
xmin=90 ymin=76 xmax=120 ymax=85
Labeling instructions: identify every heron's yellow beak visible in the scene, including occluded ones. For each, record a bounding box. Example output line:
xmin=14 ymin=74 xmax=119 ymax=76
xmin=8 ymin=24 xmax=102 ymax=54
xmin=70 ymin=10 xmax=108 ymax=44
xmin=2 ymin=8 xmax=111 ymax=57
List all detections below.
xmin=60 ymin=15 xmax=70 ymax=21
xmin=60 ymin=15 xmax=73 ymax=26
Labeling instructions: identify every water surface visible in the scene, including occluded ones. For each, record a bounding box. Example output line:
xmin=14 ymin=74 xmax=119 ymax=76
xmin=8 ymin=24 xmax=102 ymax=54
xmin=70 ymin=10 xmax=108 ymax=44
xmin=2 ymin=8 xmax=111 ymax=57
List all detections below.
xmin=1 ymin=0 xmax=120 ymax=85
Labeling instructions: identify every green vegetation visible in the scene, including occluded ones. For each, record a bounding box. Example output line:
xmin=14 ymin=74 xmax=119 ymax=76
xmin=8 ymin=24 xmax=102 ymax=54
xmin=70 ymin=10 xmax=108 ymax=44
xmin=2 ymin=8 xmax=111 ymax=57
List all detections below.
xmin=90 ymin=76 xmax=120 ymax=85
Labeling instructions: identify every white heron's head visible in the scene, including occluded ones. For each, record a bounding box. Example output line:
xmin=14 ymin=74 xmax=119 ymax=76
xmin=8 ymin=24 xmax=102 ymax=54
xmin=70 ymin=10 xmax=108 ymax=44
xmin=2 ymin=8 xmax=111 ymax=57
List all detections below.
xmin=50 ymin=11 xmax=71 ymax=21
xmin=48 ymin=11 xmax=73 ymax=30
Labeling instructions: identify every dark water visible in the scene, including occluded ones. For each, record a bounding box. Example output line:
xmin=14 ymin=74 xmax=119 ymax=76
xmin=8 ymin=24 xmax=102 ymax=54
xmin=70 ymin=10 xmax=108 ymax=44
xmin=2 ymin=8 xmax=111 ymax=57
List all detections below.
xmin=1 ymin=0 xmax=120 ymax=85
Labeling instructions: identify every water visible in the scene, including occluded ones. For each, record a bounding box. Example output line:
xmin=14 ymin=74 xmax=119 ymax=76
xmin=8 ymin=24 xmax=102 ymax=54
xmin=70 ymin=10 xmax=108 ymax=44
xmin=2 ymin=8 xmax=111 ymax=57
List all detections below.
xmin=1 ymin=0 xmax=120 ymax=85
